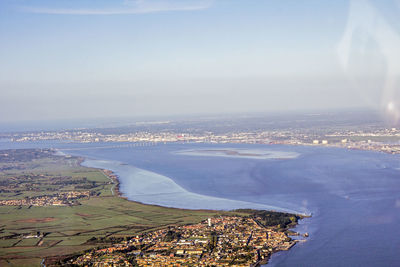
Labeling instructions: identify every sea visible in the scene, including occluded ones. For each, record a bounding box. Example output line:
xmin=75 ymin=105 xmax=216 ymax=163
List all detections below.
xmin=1 ymin=140 xmax=400 ymax=267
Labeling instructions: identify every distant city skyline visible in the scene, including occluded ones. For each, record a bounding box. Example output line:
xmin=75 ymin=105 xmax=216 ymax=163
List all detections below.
xmin=0 ymin=0 xmax=399 ymax=123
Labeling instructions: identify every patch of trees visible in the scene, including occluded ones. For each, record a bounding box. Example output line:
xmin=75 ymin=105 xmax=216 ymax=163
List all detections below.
xmin=163 ymin=230 xmax=182 ymax=242
xmin=234 ymin=209 xmax=299 ymax=228
xmin=254 ymin=211 xmax=299 ymax=228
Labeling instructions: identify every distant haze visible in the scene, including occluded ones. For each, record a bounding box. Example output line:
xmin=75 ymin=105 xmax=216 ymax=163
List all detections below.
xmin=0 ymin=0 xmax=399 ymax=123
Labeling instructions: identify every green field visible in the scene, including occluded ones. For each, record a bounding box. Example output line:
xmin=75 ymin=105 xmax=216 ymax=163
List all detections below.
xmin=0 ymin=196 xmax=226 ymax=266
xmin=0 ymin=149 xmax=226 ymax=266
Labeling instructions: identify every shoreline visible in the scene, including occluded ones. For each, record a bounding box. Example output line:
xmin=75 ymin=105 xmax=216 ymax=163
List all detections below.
xmin=72 ymin=154 xmax=309 ymax=266
xmin=76 ymin=155 xmax=308 ymax=215
xmin=97 ymin=161 xmax=310 ymax=216
xmin=4 ymin=145 xmax=400 ymax=266
xmin=100 ymin=169 xmax=119 ymax=196
xmin=91 ymin=160 xmax=312 ymax=220
xmin=0 ymin=147 xmax=310 ymax=266
xmin=12 ymin=137 xmax=400 ymax=155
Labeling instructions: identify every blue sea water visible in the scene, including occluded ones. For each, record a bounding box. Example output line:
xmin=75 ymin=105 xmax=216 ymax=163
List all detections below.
xmin=1 ymin=141 xmax=400 ymax=266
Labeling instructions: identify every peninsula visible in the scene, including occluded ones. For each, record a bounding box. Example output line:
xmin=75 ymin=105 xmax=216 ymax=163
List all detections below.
xmin=0 ymin=149 xmax=305 ymax=266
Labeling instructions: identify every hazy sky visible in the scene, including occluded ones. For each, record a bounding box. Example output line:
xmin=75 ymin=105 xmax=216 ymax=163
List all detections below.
xmin=0 ymin=0 xmax=399 ymax=122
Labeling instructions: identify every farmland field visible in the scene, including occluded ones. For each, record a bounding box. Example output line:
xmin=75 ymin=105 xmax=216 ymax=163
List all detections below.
xmin=0 ymin=149 xmax=226 ymax=266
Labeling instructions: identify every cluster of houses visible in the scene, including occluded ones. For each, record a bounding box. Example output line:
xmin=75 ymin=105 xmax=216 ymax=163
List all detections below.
xmin=71 ymin=216 xmax=297 ymax=266
xmin=0 ymin=191 xmax=91 ymax=206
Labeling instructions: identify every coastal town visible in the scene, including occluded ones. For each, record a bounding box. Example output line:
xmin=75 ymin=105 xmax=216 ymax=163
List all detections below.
xmin=69 ymin=214 xmax=301 ymax=267
xmin=5 ymin=125 xmax=400 ymax=154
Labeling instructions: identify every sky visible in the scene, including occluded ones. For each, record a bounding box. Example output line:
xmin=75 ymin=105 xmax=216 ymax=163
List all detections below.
xmin=0 ymin=0 xmax=399 ymax=123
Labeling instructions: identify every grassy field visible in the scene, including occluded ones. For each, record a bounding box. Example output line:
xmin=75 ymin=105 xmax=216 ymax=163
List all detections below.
xmin=0 ymin=149 xmax=226 ymax=266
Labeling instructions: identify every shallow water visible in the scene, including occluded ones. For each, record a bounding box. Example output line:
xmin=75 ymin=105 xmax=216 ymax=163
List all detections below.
xmin=81 ymin=158 xmax=291 ymax=212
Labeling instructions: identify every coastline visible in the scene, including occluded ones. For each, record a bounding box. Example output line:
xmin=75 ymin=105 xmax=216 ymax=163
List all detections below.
xmin=71 ymin=153 xmax=309 ymax=266
xmin=77 ymin=156 xmax=307 ymax=215
xmin=0 ymin=147 xmax=307 ymax=267
xmin=2 ymin=139 xmax=400 ymax=266
xmin=100 ymin=169 xmax=119 ymax=196
xmin=83 ymin=158 xmax=311 ymax=221
xmin=1 ymin=143 xmax=397 ymax=266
